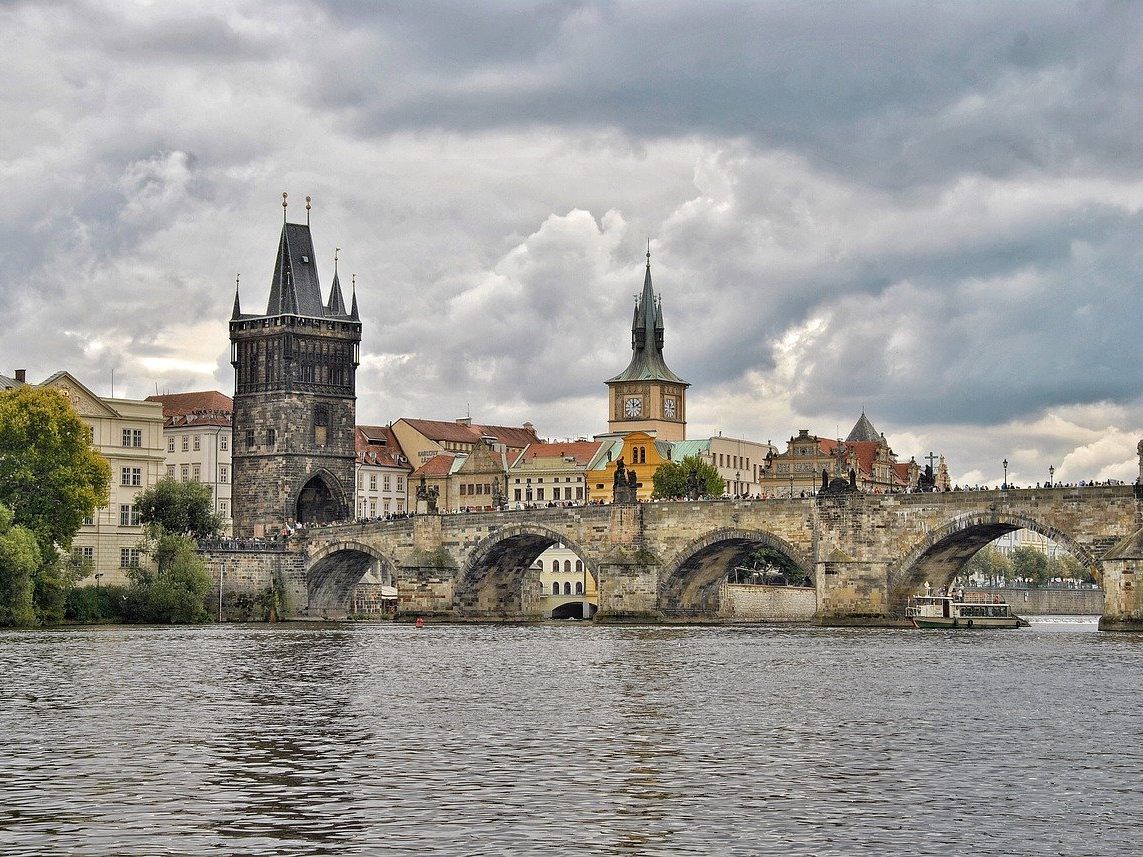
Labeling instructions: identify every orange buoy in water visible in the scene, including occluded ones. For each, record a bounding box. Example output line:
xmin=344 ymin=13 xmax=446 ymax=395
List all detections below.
xmin=415 ymin=617 xmax=425 ymax=629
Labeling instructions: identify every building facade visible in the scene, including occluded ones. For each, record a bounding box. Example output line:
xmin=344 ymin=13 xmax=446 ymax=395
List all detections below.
xmin=508 ymin=440 xmax=602 ymax=506
xmin=229 ymin=212 xmax=361 ymax=535
xmin=605 ymin=253 xmax=689 ymax=441
xmin=146 ymin=391 xmax=233 ymax=533
xmin=35 ymin=372 xmax=166 ymax=585
xmin=354 ymin=425 xmax=411 ymax=519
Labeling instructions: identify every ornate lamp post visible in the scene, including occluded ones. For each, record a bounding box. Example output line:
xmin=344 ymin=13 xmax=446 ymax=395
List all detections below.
xmin=735 ymin=470 xmax=740 ymax=498
xmin=1048 ymin=465 xmax=1055 ymax=487
xmin=1002 ymin=458 xmax=1009 ymax=490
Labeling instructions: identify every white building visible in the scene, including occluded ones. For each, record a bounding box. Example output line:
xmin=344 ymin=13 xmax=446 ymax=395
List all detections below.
xmin=147 ymin=391 xmax=233 ymax=533
xmin=354 ymin=425 xmax=411 ymax=518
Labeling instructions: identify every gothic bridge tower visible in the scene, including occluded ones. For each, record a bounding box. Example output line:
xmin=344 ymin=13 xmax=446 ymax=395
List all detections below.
xmin=229 ymin=196 xmax=361 ymax=535
xmin=605 ymin=250 xmax=689 ymax=441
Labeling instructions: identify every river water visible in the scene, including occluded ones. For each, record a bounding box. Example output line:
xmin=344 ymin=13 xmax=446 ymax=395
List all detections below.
xmin=1 ymin=618 xmax=1140 ymax=856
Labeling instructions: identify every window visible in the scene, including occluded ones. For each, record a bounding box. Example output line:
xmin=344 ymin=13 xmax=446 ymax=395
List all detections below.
xmin=166 ymin=465 xmax=175 ymax=478
xmin=576 ymin=487 xmax=584 ymax=500
xmin=575 ymin=581 xmax=584 ymax=595
xmin=219 ymin=465 xmax=229 ymax=484
xmin=460 ymin=484 xmax=467 ymax=496
xmin=514 ymin=489 xmax=521 ymax=501
xmin=120 ymin=547 xmax=141 ymax=568
xmin=167 ymin=437 xmax=175 ymax=453
xmin=369 ymin=475 xmax=377 ymax=491
xmin=181 ymin=464 xmax=189 ymax=481
xmin=73 ymin=546 xmax=94 ymax=564
xmin=182 ymin=436 xmax=190 ymax=452
xmin=266 ymin=428 xmax=276 ymax=446
xmin=552 ymin=582 xmax=560 ymax=595
xmin=219 ymin=499 xmax=229 ymax=516
xmin=564 ymin=560 xmax=572 ymax=573
xmin=551 ymin=560 xmax=559 ymax=572
xmin=563 ymin=582 xmax=572 ymax=595
xmin=576 ymin=560 xmax=583 ymax=573
xmin=396 ymin=477 xmax=404 ymax=491
xmin=119 ymin=504 xmax=140 ymax=526
xmin=83 ymin=512 xmax=95 ymax=526
xmin=122 ymin=428 xmax=143 ymax=448
xmin=245 ymin=429 xmax=255 ymax=448
xmin=220 ymin=435 xmax=229 ymax=452
xmin=192 ymin=464 xmax=201 ymax=482
xmin=537 ymin=488 xmax=544 ymax=501
xmin=383 ymin=476 xmax=391 ymax=491
xmin=313 ymin=405 xmax=329 ymax=447
xmin=120 ymin=467 xmax=142 ymax=487
xmin=193 ymin=435 xmax=201 ymax=451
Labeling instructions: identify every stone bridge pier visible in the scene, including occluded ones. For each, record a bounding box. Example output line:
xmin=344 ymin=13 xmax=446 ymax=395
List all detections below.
xmin=204 ymin=484 xmax=1143 ymax=630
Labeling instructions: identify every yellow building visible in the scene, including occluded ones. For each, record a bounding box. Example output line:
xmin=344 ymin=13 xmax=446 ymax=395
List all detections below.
xmin=585 ymin=431 xmax=669 ymax=503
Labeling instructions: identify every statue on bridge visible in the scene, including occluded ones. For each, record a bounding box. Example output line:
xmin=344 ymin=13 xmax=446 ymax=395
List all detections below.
xmin=416 ymin=475 xmax=440 ymax=514
xmin=613 ymin=457 xmax=637 ymax=505
xmin=686 ymin=466 xmax=705 ymax=501
xmin=820 ymin=442 xmax=859 ymax=496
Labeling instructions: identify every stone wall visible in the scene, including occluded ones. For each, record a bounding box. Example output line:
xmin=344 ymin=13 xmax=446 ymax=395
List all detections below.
xmin=199 ymin=548 xmax=306 ymax=620
xmin=723 ymin=583 xmax=817 ymax=621
xmin=976 ymin=587 xmax=1104 ymax=616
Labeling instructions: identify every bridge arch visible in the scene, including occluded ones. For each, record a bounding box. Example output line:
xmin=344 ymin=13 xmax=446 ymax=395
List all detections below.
xmin=887 ymin=511 xmax=1100 ymax=614
xmin=659 ymin=527 xmax=814 ymax=616
xmin=457 ymin=524 xmax=599 ymax=618
xmin=307 ymin=540 xmax=398 ymax=617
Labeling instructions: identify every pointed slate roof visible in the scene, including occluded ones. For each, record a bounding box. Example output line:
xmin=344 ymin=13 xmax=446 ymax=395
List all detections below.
xmin=266 ymin=222 xmax=326 ymax=317
xmin=607 ymin=257 xmax=688 ymax=386
xmin=327 ymin=269 xmax=347 ymax=316
xmin=846 ymin=411 xmax=881 ymax=443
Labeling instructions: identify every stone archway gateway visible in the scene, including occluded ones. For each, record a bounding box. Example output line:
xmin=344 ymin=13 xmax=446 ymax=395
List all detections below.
xmin=295 ymin=470 xmax=346 ymax=525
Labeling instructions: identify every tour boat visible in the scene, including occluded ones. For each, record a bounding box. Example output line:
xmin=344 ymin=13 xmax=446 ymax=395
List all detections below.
xmin=906 ymin=593 xmax=1028 ymax=629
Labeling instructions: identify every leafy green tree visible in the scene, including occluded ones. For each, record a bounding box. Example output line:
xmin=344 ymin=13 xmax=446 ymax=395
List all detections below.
xmin=1010 ymin=545 xmax=1050 ymax=586
xmin=652 ymin=454 xmax=725 ymax=499
xmin=0 ymin=386 xmax=111 ymax=556
xmin=131 ymin=533 xmax=212 ymax=624
xmin=0 ymin=503 xmax=40 ymax=626
xmin=135 ymin=477 xmax=223 ymax=538
xmin=1048 ymin=552 xmax=1094 ymax=585
xmin=964 ymin=546 xmax=1013 ymax=585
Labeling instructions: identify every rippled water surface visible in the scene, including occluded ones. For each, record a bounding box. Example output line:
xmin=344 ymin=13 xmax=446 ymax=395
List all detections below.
xmin=2 ymin=618 xmax=1141 ymax=856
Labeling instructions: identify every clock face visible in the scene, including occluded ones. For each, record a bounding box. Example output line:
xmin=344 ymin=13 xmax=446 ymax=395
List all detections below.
xmin=624 ymin=396 xmax=642 ymax=418
xmin=663 ymin=397 xmax=677 ymax=418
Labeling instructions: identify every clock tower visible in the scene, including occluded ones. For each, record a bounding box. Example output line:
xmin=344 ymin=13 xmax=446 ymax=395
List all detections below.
xmin=605 ymin=250 xmax=689 ymax=440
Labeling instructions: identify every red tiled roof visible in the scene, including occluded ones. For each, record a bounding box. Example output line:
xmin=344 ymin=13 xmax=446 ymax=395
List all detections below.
xmin=400 ymin=417 xmax=539 ymax=450
xmin=146 ymin=390 xmax=233 ymax=417
xmin=517 ymin=440 xmax=603 ymax=466
xmin=410 ymin=453 xmax=459 ymax=478
xmin=168 ymin=413 xmax=231 ymax=428
xmin=355 ymin=425 xmax=409 ymax=469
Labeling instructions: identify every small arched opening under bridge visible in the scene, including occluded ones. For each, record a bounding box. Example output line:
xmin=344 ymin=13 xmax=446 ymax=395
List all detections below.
xmin=456 ymin=524 xmax=598 ymax=620
xmin=887 ymin=512 xmax=1100 ymax=617
xmin=307 ymin=540 xmax=399 ymax=619
xmin=659 ymin=527 xmax=814 ymax=619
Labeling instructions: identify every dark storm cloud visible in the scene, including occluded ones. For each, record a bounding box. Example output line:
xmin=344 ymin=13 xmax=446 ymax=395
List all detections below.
xmin=313 ymin=1 xmax=1143 ymax=187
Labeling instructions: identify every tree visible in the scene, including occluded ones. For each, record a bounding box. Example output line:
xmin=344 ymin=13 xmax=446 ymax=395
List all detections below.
xmin=964 ymin=546 xmax=1012 ymax=585
xmin=652 ymin=454 xmax=725 ymax=499
xmin=1048 ymin=553 xmax=1094 ymax=585
xmin=0 ymin=386 xmax=110 ymax=555
xmin=135 ymin=478 xmax=223 ymax=538
xmin=0 ymin=503 xmax=40 ymax=626
xmin=1010 ymin=546 xmax=1050 ymax=586
xmin=130 ymin=534 xmax=212 ymax=624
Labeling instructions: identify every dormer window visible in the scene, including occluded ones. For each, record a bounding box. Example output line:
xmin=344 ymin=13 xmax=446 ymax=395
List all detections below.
xmin=301 ymin=255 xmax=310 ymax=263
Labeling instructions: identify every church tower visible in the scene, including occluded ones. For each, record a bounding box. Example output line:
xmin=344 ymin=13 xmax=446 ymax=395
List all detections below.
xmin=605 ymin=250 xmax=689 ymax=441
xmin=229 ymin=195 xmax=361 ymax=535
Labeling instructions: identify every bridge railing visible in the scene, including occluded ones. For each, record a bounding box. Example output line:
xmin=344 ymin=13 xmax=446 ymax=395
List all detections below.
xmin=197 ymin=537 xmax=289 ymax=553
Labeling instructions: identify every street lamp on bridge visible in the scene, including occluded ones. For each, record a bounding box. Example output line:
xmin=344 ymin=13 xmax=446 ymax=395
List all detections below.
xmin=735 ymin=471 xmax=740 ymax=498
xmin=1049 ymin=465 xmax=1055 ymax=487
xmin=1002 ymin=458 xmax=1009 ymax=490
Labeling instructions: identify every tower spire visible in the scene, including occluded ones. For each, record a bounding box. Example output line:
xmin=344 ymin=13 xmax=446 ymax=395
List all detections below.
xmin=231 ymin=273 xmax=242 ymax=319
xmin=282 ymin=191 xmax=288 ymax=223
xmin=350 ymin=273 xmax=359 ymax=320
xmin=326 ymin=247 xmax=347 ymax=316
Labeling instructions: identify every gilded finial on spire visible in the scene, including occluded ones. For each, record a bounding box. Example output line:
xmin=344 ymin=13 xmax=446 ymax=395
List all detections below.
xmin=305 ymin=195 xmax=311 ymax=225
xmin=646 ymin=238 xmax=651 ymax=265
xmin=352 ymin=273 xmax=356 ymax=292
xmin=334 ymin=247 xmax=340 ymax=273
xmin=282 ymin=191 xmax=288 ymax=222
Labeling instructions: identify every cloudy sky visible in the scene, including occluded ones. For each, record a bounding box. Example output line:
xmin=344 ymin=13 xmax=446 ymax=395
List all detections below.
xmin=4 ymin=0 xmax=1143 ymax=487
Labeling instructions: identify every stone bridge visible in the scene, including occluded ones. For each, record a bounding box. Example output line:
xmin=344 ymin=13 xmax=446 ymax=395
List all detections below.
xmin=205 ymin=489 xmax=1143 ymax=630
xmin=207 ymin=485 xmax=1143 ymax=629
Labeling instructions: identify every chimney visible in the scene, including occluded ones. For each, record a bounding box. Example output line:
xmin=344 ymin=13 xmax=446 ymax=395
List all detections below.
xmin=15 ymin=369 xmax=26 ymax=383
xmin=455 ymin=417 xmax=472 ymax=426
